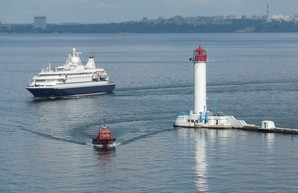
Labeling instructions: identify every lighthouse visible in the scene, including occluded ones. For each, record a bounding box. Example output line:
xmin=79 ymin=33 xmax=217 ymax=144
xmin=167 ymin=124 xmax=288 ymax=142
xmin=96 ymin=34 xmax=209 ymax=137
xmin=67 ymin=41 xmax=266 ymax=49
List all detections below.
xmin=174 ymin=46 xmax=248 ymax=128
xmin=192 ymin=46 xmax=207 ymax=115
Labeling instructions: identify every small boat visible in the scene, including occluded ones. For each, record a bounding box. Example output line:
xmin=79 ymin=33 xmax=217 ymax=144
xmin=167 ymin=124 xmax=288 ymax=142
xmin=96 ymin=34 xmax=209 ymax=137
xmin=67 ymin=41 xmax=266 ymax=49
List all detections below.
xmin=92 ymin=125 xmax=116 ymax=150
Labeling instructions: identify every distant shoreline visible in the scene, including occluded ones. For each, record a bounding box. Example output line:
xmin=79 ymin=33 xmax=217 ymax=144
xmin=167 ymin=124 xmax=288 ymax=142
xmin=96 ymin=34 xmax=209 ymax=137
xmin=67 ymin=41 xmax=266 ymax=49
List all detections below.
xmin=1 ymin=20 xmax=298 ymax=33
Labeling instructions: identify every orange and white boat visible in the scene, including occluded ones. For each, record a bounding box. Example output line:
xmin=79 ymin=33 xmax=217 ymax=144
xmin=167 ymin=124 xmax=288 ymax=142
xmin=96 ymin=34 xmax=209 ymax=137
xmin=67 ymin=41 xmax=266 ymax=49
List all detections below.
xmin=92 ymin=125 xmax=116 ymax=150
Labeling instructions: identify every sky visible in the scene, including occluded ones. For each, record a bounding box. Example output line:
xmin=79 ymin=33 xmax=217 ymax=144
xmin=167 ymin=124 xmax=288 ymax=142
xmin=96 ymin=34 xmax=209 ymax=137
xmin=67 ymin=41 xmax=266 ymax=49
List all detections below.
xmin=1 ymin=0 xmax=298 ymax=24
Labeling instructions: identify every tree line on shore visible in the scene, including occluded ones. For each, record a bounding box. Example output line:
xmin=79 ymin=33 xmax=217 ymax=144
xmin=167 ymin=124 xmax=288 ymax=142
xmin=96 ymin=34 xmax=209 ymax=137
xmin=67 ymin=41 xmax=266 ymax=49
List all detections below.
xmin=1 ymin=19 xmax=298 ymax=33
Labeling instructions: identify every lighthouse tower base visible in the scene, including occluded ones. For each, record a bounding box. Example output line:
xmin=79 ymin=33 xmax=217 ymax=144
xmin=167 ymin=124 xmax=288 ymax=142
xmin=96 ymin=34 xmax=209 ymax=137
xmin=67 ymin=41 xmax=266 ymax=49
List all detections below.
xmin=174 ymin=111 xmax=249 ymax=129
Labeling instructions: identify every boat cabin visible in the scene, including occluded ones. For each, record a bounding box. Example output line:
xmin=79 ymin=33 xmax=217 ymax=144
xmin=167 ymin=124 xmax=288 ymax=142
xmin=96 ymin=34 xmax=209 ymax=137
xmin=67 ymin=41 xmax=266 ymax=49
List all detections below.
xmin=98 ymin=128 xmax=113 ymax=139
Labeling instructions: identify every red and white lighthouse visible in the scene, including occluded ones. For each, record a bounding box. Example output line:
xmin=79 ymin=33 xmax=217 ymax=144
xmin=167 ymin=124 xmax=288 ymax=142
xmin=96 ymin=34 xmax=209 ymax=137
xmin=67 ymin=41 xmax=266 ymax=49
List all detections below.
xmin=192 ymin=46 xmax=207 ymax=115
xmin=174 ymin=46 xmax=248 ymax=128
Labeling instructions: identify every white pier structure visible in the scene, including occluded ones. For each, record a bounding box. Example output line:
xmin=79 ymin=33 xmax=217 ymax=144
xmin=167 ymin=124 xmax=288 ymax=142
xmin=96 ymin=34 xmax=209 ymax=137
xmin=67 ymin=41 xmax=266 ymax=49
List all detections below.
xmin=174 ymin=46 xmax=249 ymax=129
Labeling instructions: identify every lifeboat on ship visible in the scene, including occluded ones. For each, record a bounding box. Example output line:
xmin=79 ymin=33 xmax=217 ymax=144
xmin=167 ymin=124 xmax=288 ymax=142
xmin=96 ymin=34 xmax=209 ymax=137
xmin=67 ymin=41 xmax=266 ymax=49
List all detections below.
xmin=92 ymin=72 xmax=101 ymax=81
xmin=92 ymin=125 xmax=116 ymax=150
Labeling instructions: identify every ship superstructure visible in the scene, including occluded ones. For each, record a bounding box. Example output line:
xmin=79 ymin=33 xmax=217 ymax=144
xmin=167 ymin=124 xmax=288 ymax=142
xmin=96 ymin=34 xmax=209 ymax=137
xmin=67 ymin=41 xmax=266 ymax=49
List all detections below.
xmin=26 ymin=48 xmax=115 ymax=99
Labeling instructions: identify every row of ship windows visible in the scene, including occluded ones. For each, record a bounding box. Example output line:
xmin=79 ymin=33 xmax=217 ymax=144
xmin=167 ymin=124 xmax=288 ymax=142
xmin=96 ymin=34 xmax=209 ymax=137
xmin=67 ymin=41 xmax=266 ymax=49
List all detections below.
xmin=40 ymin=72 xmax=93 ymax=76
xmin=36 ymin=80 xmax=63 ymax=82
xmin=188 ymin=120 xmax=199 ymax=123
xmin=35 ymin=77 xmax=90 ymax=82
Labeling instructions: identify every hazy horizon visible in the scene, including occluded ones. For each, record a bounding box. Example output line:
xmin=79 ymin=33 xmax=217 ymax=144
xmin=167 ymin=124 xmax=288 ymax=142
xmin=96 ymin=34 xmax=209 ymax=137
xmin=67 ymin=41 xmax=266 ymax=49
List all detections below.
xmin=1 ymin=0 xmax=298 ymax=24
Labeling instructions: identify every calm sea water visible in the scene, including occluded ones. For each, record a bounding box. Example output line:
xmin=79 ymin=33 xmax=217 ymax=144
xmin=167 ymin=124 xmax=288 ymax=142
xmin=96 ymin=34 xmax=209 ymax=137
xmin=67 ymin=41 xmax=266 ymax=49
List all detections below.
xmin=1 ymin=33 xmax=298 ymax=193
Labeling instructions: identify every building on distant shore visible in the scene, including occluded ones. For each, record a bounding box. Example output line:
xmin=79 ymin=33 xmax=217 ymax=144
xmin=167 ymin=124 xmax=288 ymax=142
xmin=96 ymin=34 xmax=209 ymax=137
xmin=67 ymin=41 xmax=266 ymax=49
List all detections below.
xmin=33 ymin=16 xmax=47 ymax=29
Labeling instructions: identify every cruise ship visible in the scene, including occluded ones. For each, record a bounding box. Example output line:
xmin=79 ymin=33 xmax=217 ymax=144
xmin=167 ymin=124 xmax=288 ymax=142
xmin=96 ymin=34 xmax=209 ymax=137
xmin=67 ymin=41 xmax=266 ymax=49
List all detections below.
xmin=26 ymin=48 xmax=116 ymax=99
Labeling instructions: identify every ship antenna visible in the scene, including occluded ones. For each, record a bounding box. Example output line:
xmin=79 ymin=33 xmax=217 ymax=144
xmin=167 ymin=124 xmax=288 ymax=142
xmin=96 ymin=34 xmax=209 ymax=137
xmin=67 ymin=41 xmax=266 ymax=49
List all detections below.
xmin=102 ymin=116 xmax=106 ymax=127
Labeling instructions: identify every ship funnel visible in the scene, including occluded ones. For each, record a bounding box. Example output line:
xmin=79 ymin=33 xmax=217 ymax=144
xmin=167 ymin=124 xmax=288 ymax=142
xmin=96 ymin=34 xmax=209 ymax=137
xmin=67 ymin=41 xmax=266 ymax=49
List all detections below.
xmin=86 ymin=56 xmax=96 ymax=69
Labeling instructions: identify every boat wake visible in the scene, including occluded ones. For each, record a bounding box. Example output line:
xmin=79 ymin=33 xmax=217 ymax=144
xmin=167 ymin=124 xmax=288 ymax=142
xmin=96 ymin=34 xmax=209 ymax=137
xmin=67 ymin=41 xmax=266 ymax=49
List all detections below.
xmin=17 ymin=125 xmax=86 ymax=145
xmin=18 ymin=122 xmax=174 ymax=147
xmin=86 ymin=127 xmax=174 ymax=147
xmin=119 ymin=128 xmax=174 ymax=146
